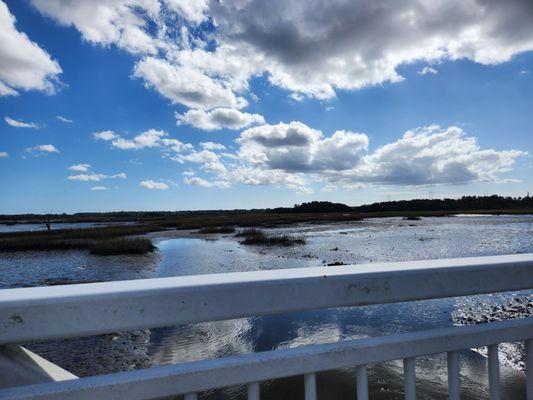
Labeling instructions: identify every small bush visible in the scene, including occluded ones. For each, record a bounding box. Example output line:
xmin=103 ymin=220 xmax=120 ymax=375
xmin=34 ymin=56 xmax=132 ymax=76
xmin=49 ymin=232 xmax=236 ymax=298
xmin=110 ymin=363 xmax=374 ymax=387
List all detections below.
xmin=89 ymin=238 xmax=155 ymax=256
xmin=198 ymin=226 xmax=236 ymax=234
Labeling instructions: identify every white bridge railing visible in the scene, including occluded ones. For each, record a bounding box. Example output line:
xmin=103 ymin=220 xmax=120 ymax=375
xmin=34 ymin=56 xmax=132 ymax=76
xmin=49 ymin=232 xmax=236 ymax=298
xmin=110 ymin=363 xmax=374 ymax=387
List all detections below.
xmin=0 ymin=254 xmax=532 ymax=399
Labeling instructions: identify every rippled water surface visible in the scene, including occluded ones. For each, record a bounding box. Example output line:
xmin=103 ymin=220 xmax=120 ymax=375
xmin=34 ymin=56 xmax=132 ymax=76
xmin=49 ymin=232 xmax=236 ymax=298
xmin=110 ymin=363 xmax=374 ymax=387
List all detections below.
xmin=1 ymin=215 xmax=532 ymax=399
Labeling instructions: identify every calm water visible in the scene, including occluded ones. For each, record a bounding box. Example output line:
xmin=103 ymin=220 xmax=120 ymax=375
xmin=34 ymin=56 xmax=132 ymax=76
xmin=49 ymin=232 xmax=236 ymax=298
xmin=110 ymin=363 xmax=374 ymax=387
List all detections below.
xmin=1 ymin=215 xmax=533 ymax=399
xmin=0 ymin=221 xmax=134 ymax=233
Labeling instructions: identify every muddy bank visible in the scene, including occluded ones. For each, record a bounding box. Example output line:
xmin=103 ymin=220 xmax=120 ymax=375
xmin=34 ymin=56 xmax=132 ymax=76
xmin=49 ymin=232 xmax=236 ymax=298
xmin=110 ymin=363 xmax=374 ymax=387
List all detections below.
xmin=452 ymin=294 xmax=533 ymax=371
xmin=26 ymin=330 xmax=152 ymax=377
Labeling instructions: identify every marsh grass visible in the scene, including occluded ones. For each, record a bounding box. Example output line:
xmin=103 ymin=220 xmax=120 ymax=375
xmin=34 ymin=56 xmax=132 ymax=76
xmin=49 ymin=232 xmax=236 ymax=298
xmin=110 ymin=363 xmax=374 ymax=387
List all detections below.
xmin=0 ymin=225 xmax=159 ymax=255
xmin=89 ymin=238 xmax=155 ymax=255
xmin=238 ymin=228 xmax=306 ymax=246
xmin=2 ymin=207 xmax=530 ymax=253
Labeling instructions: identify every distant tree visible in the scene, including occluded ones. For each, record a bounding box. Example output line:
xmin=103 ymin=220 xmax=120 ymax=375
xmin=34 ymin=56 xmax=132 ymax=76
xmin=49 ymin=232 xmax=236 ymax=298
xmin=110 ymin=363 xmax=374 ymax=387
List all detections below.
xmin=293 ymin=201 xmax=353 ymax=213
xmin=43 ymin=214 xmax=52 ymax=231
xmin=355 ymin=195 xmax=533 ymax=212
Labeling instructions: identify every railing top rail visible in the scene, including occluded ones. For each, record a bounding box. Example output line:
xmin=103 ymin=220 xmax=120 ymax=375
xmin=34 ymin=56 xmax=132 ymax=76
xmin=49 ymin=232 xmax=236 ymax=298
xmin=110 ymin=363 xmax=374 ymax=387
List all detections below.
xmin=1 ymin=253 xmax=532 ymax=344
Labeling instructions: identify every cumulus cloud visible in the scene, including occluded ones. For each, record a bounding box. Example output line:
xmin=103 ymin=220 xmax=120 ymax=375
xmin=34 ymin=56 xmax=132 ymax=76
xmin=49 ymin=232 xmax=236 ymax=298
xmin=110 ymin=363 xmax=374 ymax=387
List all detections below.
xmin=68 ymin=172 xmax=126 ymax=181
xmin=183 ymin=176 xmax=230 ymax=189
xmin=164 ymin=0 xmax=209 ymax=24
xmin=133 ymin=58 xmax=248 ymax=110
xmin=238 ymin=122 xmax=368 ymax=172
xmin=29 ymin=0 xmax=160 ymax=55
xmin=94 ymin=129 xmax=196 ymax=160
xmin=176 ymin=108 xmax=265 ymax=130
xmin=0 ymin=152 xmax=8 ymax=158
xmin=112 ymin=129 xmax=168 ymax=150
xmin=56 ymin=115 xmax=73 ymax=123
xmin=93 ymin=130 xmax=118 ymax=141
xmin=94 ymin=129 xmax=171 ymax=150
xmin=5 ymin=116 xmax=39 ymax=128
xmin=171 ymin=122 xmax=524 ymax=192
xmin=206 ymin=0 xmax=533 ymax=99
xmin=418 ymin=66 xmax=439 ymax=75
xmin=27 ymin=0 xmax=533 ymax=108
xmin=90 ymin=186 xmax=109 ymax=191
xmin=0 ymin=2 xmax=62 ymax=97
xmin=25 ymin=144 xmax=59 ymax=154
xmin=139 ymin=180 xmax=169 ymax=190
xmin=201 ymin=142 xmax=226 ymax=151
xmin=68 ymin=163 xmax=91 ymax=172
xmin=336 ymin=125 xmax=526 ymax=186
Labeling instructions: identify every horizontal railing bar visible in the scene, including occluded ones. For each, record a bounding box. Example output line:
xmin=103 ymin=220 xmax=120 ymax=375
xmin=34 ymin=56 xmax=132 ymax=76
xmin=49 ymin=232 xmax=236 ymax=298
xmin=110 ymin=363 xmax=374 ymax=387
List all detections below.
xmin=1 ymin=317 xmax=532 ymax=400
xmin=1 ymin=254 xmax=532 ymax=344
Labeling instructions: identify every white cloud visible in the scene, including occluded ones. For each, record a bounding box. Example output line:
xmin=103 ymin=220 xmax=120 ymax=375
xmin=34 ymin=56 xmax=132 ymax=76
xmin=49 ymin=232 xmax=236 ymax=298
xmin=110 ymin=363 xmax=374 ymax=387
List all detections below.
xmin=5 ymin=116 xmax=39 ymax=128
xmin=177 ymin=108 xmax=265 ymax=130
xmin=68 ymin=163 xmax=91 ymax=172
xmin=133 ymin=58 xmax=248 ymax=110
xmin=0 ymin=151 xmax=8 ymax=158
xmin=327 ymin=125 xmax=526 ymax=186
xmin=94 ymin=129 xmax=170 ymax=150
xmin=204 ymin=0 xmax=533 ymax=99
xmin=93 ymin=130 xmax=119 ymax=141
xmin=139 ymin=180 xmax=169 ymax=190
xmin=0 ymin=2 xmax=61 ymax=97
xmin=94 ymin=128 xmax=196 ymax=159
xmin=175 ymin=149 xmax=219 ymax=163
xmin=111 ymin=129 xmax=167 ymax=150
xmin=68 ymin=172 xmax=127 ymax=181
xmin=201 ymin=142 xmax=226 ymax=151
xmin=418 ymin=66 xmax=439 ymax=75
xmin=0 ymin=81 xmax=18 ymax=97
xmin=174 ymin=122 xmax=525 ymax=193
xmin=29 ymin=0 xmax=160 ymax=55
xmin=164 ymin=0 xmax=209 ymax=24
xmin=25 ymin=0 xmax=533 ymax=107
xmin=90 ymin=186 xmax=109 ymax=191
xmin=67 ymin=174 xmax=105 ymax=182
xmin=321 ymin=185 xmax=337 ymax=192
xmin=183 ymin=176 xmax=230 ymax=189
xmin=289 ymin=93 xmax=305 ymax=102
xmin=25 ymin=144 xmax=59 ymax=154
xmin=56 ymin=115 xmax=73 ymax=123
xmin=237 ymin=122 xmax=368 ymax=172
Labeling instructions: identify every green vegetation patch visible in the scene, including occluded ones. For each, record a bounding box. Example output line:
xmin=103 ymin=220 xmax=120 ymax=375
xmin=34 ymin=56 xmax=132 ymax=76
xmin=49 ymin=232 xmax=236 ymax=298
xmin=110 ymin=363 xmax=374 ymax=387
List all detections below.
xmin=238 ymin=228 xmax=306 ymax=246
xmin=89 ymin=238 xmax=155 ymax=256
xmin=0 ymin=225 xmax=157 ymax=256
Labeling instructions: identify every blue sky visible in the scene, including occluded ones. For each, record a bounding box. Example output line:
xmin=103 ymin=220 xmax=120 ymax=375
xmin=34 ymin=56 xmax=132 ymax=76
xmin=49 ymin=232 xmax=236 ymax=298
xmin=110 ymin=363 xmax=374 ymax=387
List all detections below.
xmin=1 ymin=0 xmax=532 ymax=213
